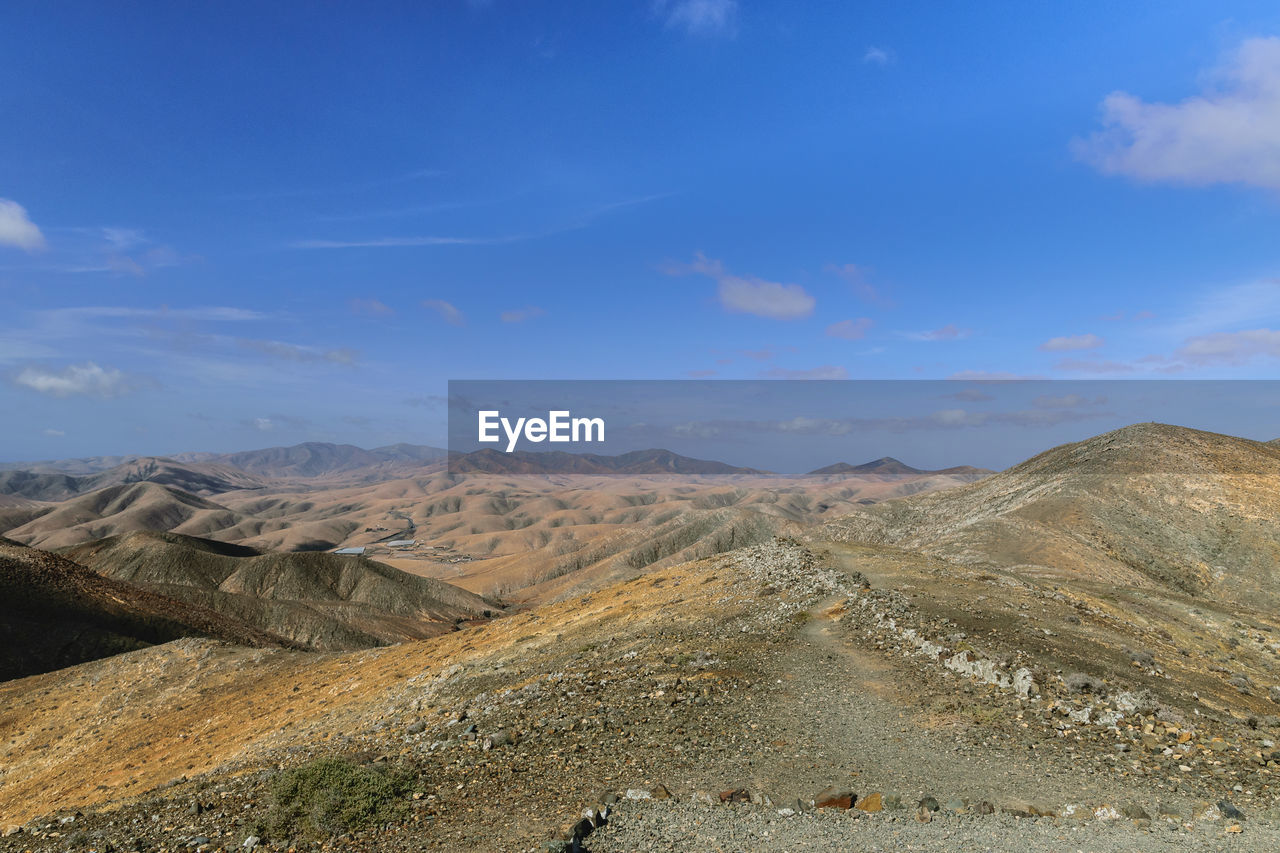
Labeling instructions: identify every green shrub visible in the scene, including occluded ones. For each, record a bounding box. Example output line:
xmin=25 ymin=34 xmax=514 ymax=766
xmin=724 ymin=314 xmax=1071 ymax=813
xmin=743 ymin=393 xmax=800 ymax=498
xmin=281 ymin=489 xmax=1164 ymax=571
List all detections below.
xmin=265 ymin=757 xmax=413 ymax=838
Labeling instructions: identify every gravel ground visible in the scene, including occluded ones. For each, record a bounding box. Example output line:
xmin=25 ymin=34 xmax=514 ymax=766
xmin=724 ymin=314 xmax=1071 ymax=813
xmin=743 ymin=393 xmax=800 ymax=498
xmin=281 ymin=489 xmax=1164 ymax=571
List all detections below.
xmin=586 ymin=799 xmax=1280 ymax=852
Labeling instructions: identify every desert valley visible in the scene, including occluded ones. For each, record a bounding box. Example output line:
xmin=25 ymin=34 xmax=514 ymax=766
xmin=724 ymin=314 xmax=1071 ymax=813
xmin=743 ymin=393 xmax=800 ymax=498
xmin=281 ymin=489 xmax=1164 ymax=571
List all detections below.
xmin=1 ymin=423 xmax=1280 ymax=851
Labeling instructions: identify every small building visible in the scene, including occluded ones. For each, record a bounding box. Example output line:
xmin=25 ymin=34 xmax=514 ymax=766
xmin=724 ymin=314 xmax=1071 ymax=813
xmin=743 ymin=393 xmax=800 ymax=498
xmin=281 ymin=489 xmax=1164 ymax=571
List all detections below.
xmin=385 ymin=539 xmax=417 ymax=548
xmin=333 ymin=546 xmax=365 ymax=556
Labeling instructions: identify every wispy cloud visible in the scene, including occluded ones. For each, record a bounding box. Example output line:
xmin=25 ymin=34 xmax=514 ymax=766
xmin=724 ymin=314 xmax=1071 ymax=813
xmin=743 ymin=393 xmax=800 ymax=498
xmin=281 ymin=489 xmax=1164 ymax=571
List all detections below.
xmin=291 ymin=234 xmax=528 ymax=250
xmin=655 ymin=0 xmax=737 ymax=37
xmin=948 ymin=370 xmax=1042 ymax=380
xmin=666 ymin=405 xmax=1108 ymax=439
xmin=905 ymin=324 xmax=970 ymax=341
xmin=0 ymin=305 xmax=268 ymax=365
xmin=11 ymin=362 xmax=147 ymax=398
xmin=863 ymin=46 xmax=894 ymax=66
xmin=38 ymin=305 xmax=267 ymax=324
xmin=824 ymin=262 xmax=883 ymax=303
xmin=238 ymin=338 xmax=359 ymax=365
xmin=42 ymin=427 xmax=65 ymax=437
xmin=0 ymin=199 xmax=45 ymax=252
xmin=1040 ymin=333 xmax=1104 ymax=352
xmin=1074 ymin=37 xmax=1280 ymax=190
xmin=423 ymin=299 xmax=465 ymax=326
xmin=826 ymin=318 xmax=873 ymax=340
xmin=762 ymin=365 xmax=849 ymax=379
xmin=500 ymin=305 xmax=545 ymax=323
xmin=223 ymin=168 xmax=441 ymax=202
xmin=1051 ymin=358 xmax=1137 ymax=374
xmin=292 ymin=192 xmax=670 ymax=250
xmin=1161 ymin=278 xmax=1280 ymax=340
xmin=1174 ymin=328 xmax=1280 ymax=366
xmin=666 ymin=252 xmax=815 ymax=320
xmin=349 ymin=298 xmax=393 ymax=317
xmin=29 ymin=227 xmax=190 ymax=276
xmin=240 ymin=414 xmax=310 ymax=432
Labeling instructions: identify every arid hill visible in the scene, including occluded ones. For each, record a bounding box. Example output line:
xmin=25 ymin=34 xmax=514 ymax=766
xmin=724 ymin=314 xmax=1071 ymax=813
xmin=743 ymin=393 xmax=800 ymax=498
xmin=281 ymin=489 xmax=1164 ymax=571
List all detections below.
xmin=177 ymin=441 xmax=446 ymax=481
xmin=3 ymin=535 xmax=1279 ymax=846
xmin=207 ymin=469 xmax=985 ymax=600
xmin=0 ymin=494 xmax=50 ymax=533
xmin=808 ymin=456 xmax=991 ymax=479
xmin=449 ymin=447 xmax=769 ymax=475
xmin=825 ymin=422 xmax=1280 ymax=609
xmin=0 ymin=461 xmax=991 ymax=596
xmin=0 ymin=456 xmax=267 ymax=501
xmin=5 ymin=482 xmax=250 ymax=550
xmin=0 ymin=537 xmax=288 ymax=682
xmin=65 ymin=531 xmax=497 ymax=649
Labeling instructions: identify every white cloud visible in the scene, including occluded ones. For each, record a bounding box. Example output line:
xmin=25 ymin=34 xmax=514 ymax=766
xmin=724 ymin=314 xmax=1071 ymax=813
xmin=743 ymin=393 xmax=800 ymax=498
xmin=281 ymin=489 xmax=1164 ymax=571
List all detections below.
xmin=1175 ymin=328 xmax=1280 ymax=365
xmin=762 ymin=365 xmax=849 ymax=379
xmin=13 ymin=362 xmax=142 ymax=398
xmin=670 ymin=252 xmax=815 ymax=320
xmin=500 ymin=305 xmax=546 ymax=323
xmin=863 ymin=46 xmax=894 ymax=66
xmin=655 ymin=0 xmax=737 ymax=37
xmin=423 ymin=299 xmax=465 ymax=326
xmin=826 ymin=318 xmax=873 ymax=340
xmin=42 ymin=428 xmax=65 ymax=437
xmin=1040 ymin=333 xmax=1104 ymax=352
xmin=1074 ymin=37 xmax=1280 ymax=189
xmin=251 ymin=417 xmax=276 ymax=432
xmin=0 ymin=199 xmax=45 ymax=251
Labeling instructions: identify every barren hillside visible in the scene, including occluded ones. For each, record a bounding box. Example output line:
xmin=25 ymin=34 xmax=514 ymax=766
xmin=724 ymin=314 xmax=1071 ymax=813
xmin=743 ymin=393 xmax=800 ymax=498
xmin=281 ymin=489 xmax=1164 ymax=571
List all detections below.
xmin=2 ymin=537 xmax=1278 ymax=849
xmin=0 ymin=537 xmax=288 ymax=681
xmin=5 ymin=482 xmax=250 ymax=549
xmin=65 ymin=531 xmax=497 ymax=649
xmin=825 ymin=423 xmax=1280 ymax=608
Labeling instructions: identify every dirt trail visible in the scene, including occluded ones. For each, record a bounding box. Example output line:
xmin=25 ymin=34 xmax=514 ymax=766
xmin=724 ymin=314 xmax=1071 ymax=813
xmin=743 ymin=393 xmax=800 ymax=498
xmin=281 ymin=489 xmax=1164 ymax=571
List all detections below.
xmin=740 ymin=559 xmax=1183 ymax=812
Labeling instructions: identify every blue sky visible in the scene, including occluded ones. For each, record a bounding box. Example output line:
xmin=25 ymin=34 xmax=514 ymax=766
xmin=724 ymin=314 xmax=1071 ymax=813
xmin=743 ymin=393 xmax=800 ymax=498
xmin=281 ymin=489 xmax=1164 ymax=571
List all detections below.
xmin=4 ymin=1 xmax=1280 ymax=460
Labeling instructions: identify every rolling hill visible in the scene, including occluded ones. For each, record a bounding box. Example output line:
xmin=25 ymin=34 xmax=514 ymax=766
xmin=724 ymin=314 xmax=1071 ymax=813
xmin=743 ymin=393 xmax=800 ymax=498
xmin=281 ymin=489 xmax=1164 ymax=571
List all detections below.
xmin=4 ymin=482 xmax=251 ymax=550
xmin=449 ymin=447 xmax=770 ymax=475
xmin=0 ymin=456 xmax=267 ymax=501
xmin=177 ymin=441 xmax=447 ymax=480
xmin=824 ymin=422 xmax=1280 ymax=608
xmin=807 ymin=456 xmax=991 ymax=478
xmin=65 ymin=531 xmax=497 ymax=649
xmin=0 ymin=537 xmax=289 ymax=682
